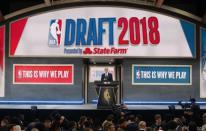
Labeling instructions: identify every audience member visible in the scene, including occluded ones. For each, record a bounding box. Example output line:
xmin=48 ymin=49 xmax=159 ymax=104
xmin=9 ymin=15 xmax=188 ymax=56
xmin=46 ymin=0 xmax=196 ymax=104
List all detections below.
xmin=125 ymin=114 xmax=138 ymax=131
xmin=151 ymin=114 xmax=163 ymax=130
xmin=138 ymin=121 xmax=146 ymax=131
xmin=117 ymin=118 xmax=127 ymax=131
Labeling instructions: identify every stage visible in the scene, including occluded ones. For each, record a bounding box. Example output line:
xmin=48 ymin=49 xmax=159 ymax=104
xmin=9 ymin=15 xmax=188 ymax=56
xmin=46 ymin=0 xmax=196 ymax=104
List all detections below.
xmin=0 ymin=104 xmax=206 ymax=110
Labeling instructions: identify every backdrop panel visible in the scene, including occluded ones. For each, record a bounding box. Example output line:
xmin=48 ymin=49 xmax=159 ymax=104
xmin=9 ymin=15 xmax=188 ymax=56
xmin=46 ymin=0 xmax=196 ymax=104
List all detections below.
xmin=0 ymin=58 xmax=83 ymax=103
xmin=123 ymin=59 xmax=199 ymax=103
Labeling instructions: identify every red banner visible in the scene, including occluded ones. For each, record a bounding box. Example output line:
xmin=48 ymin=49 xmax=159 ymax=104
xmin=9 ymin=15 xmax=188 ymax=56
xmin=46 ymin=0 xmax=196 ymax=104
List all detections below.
xmin=0 ymin=26 xmax=4 ymax=71
xmin=0 ymin=26 xmax=5 ymax=96
xmin=13 ymin=64 xmax=73 ymax=84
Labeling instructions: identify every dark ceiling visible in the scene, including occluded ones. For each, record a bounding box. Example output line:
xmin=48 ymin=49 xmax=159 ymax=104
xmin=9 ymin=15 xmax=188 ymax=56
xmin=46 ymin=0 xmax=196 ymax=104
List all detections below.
xmin=0 ymin=0 xmax=206 ymax=17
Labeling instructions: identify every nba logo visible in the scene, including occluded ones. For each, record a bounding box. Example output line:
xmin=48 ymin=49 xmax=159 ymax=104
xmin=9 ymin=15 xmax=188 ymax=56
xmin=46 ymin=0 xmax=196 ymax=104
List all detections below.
xmin=48 ymin=19 xmax=62 ymax=47
xmin=136 ymin=69 xmax=141 ymax=79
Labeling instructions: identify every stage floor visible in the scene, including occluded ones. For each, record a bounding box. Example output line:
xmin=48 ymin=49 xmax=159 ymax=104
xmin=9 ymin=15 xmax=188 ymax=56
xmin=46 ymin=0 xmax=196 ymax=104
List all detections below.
xmin=0 ymin=104 xmax=205 ymax=110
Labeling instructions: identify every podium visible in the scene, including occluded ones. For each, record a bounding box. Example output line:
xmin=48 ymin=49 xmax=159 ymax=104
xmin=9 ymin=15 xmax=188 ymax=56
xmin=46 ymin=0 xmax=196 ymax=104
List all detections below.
xmin=94 ymin=81 xmax=119 ymax=109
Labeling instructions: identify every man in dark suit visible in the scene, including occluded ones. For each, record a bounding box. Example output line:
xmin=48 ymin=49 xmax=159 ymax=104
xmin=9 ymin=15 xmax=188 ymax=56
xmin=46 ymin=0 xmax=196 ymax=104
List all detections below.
xmin=101 ymin=67 xmax=113 ymax=82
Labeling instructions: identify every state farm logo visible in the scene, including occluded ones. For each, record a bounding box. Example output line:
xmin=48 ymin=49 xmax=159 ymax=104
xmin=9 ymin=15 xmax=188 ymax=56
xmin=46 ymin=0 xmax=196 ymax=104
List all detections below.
xmin=83 ymin=47 xmax=128 ymax=54
xmin=83 ymin=48 xmax=92 ymax=54
xmin=48 ymin=19 xmax=62 ymax=47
